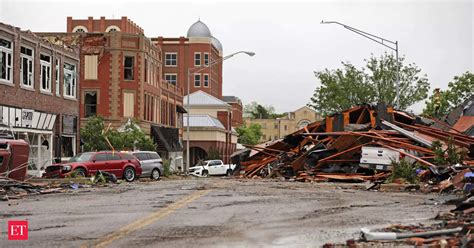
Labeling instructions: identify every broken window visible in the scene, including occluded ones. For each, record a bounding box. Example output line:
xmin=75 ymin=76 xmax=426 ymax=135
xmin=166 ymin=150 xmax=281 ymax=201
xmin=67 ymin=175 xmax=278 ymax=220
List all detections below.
xmin=61 ymin=136 xmax=74 ymax=158
xmin=40 ymin=54 xmax=51 ymax=92
xmin=165 ymin=53 xmax=177 ymax=66
xmin=63 ymin=63 xmax=76 ymax=98
xmin=55 ymin=58 xmax=60 ymax=96
xmin=84 ymin=92 xmax=97 ymax=117
xmin=0 ymin=38 xmax=13 ymax=83
xmin=194 ymin=74 xmax=201 ymax=87
xmin=124 ymin=56 xmax=134 ymax=80
xmin=20 ymin=46 xmax=34 ymax=88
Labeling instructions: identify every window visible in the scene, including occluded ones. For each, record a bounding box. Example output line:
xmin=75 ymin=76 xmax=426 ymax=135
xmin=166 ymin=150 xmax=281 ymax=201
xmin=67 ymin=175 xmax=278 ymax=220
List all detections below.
xmin=0 ymin=38 xmax=13 ymax=84
xmin=63 ymin=63 xmax=76 ymax=98
xmin=84 ymin=55 xmax=98 ymax=80
xmin=204 ymin=53 xmax=209 ymax=66
xmin=84 ymin=91 xmax=97 ymax=117
xmin=40 ymin=54 xmax=51 ymax=92
xmin=55 ymin=58 xmax=60 ymax=96
xmin=123 ymin=92 xmax=135 ymax=117
xmin=203 ymin=74 xmax=209 ymax=87
xmin=20 ymin=46 xmax=34 ymax=88
xmin=165 ymin=74 xmax=177 ymax=85
xmin=194 ymin=74 xmax=201 ymax=87
xmin=194 ymin=53 xmax=201 ymax=66
xmin=284 ymin=125 xmax=288 ymax=131
xmin=105 ymin=26 xmax=121 ymax=32
xmin=165 ymin=53 xmax=177 ymax=66
xmin=72 ymin=26 xmax=88 ymax=33
xmin=107 ymin=152 xmax=122 ymax=160
xmin=144 ymin=58 xmax=147 ymax=83
xmin=124 ymin=56 xmax=134 ymax=80
xmin=94 ymin=153 xmax=108 ymax=161
xmin=133 ymin=153 xmax=149 ymax=161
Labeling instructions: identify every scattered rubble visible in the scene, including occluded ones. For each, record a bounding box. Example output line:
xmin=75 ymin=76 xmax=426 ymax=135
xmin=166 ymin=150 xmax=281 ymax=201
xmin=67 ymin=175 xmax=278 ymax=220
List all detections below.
xmin=238 ymin=104 xmax=473 ymax=192
xmin=323 ymin=192 xmax=474 ymax=247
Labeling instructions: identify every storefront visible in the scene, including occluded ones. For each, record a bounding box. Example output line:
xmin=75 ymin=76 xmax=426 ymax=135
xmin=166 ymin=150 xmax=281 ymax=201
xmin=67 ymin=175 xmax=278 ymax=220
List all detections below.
xmin=0 ymin=105 xmax=56 ymax=177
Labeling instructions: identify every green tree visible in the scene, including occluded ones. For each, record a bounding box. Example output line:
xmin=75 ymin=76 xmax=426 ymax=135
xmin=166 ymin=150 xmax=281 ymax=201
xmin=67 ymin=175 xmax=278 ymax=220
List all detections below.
xmin=235 ymin=123 xmax=263 ymax=145
xmin=80 ymin=116 xmax=109 ymax=151
xmin=423 ymin=71 xmax=474 ymax=118
xmin=80 ymin=117 xmax=156 ymax=152
xmin=244 ymin=102 xmax=286 ymax=119
xmin=309 ymin=53 xmax=429 ymax=116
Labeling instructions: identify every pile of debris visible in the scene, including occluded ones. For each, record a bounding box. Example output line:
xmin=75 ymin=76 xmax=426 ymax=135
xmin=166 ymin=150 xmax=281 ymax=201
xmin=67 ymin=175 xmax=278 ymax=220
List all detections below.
xmin=238 ymin=103 xmax=474 ymax=189
xmin=0 ymin=177 xmax=65 ymax=201
xmin=323 ymin=192 xmax=474 ymax=247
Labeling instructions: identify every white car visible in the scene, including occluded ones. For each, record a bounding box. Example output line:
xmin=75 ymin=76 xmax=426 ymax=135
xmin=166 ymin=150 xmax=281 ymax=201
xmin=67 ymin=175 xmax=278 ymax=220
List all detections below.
xmin=188 ymin=160 xmax=236 ymax=177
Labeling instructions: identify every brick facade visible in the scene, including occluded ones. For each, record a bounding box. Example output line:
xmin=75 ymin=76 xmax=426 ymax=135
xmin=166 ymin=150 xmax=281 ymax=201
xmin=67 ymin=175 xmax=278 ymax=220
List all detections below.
xmin=0 ymin=22 xmax=80 ymax=172
xmin=153 ymin=37 xmax=223 ymax=99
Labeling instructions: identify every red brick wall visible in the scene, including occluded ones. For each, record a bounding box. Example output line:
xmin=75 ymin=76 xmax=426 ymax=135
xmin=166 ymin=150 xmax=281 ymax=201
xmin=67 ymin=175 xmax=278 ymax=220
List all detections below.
xmin=154 ymin=37 xmax=223 ymax=99
xmin=67 ymin=16 xmax=144 ymax=34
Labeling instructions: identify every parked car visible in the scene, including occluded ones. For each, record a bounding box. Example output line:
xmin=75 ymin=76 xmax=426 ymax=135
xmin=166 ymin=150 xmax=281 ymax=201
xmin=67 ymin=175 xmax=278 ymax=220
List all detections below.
xmin=188 ymin=159 xmax=236 ymax=177
xmin=42 ymin=151 xmax=142 ymax=182
xmin=129 ymin=151 xmax=163 ymax=180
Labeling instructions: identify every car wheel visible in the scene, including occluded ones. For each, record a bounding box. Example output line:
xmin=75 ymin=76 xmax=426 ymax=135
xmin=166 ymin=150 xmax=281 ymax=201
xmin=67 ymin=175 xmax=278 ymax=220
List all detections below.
xmin=202 ymin=170 xmax=209 ymax=177
xmin=74 ymin=168 xmax=86 ymax=177
xmin=151 ymin=169 xmax=160 ymax=180
xmin=226 ymin=169 xmax=233 ymax=177
xmin=123 ymin=167 xmax=136 ymax=182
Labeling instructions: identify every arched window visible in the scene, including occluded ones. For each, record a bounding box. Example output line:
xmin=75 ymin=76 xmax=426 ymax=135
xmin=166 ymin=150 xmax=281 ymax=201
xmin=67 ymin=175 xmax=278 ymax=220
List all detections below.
xmin=297 ymin=119 xmax=311 ymax=129
xmin=72 ymin=26 xmax=88 ymax=33
xmin=105 ymin=25 xmax=121 ymax=32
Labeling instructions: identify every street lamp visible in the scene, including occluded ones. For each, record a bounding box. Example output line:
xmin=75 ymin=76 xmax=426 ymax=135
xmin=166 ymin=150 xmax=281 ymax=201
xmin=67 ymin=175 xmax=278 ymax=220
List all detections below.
xmin=321 ymin=20 xmax=401 ymax=108
xmin=185 ymin=51 xmax=255 ymax=172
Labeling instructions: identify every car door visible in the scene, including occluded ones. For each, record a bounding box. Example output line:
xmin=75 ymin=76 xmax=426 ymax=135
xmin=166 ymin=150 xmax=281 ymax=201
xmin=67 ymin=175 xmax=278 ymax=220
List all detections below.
xmin=208 ymin=160 xmax=221 ymax=175
xmin=135 ymin=152 xmax=151 ymax=176
xmin=215 ymin=160 xmax=226 ymax=175
xmin=89 ymin=152 xmax=108 ymax=175
xmin=107 ymin=152 xmax=124 ymax=177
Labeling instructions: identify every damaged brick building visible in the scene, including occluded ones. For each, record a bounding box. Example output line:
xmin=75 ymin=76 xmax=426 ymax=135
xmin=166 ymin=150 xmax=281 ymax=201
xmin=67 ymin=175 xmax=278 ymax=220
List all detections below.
xmin=37 ymin=16 xmax=186 ymax=163
xmin=0 ymin=22 xmax=80 ymax=176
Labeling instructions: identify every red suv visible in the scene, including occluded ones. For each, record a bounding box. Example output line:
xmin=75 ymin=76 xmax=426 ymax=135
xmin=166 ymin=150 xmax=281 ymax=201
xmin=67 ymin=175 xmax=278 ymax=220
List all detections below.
xmin=43 ymin=151 xmax=142 ymax=182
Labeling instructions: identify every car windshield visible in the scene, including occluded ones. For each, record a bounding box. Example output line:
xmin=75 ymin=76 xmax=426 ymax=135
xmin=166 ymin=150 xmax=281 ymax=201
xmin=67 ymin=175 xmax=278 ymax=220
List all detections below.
xmin=68 ymin=153 xmax=94 ymax=162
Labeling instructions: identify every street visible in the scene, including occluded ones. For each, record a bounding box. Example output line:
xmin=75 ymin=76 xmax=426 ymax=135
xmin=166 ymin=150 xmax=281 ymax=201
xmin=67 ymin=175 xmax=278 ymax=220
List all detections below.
xmin=0 ymin=178 xmax=451 ymax=247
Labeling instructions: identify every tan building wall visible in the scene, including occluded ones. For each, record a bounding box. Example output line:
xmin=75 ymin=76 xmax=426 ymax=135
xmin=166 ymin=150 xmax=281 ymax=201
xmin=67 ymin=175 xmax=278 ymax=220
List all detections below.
xmin=245 ymin=106 xmax=322 ymax=142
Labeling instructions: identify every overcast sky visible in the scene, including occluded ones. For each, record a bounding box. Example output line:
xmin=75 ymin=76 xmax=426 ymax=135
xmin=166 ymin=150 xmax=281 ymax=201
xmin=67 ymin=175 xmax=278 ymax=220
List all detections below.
xmin=1 ymin=0 xmax=472 ymax=114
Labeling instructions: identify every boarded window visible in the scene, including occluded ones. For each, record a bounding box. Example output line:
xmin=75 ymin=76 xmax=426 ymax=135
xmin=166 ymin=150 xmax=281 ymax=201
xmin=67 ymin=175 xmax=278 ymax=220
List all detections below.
xmin=123 ymin=92 xmax=135 ymax=117
xmin=84 ymin=55 xmax=98 ymax=80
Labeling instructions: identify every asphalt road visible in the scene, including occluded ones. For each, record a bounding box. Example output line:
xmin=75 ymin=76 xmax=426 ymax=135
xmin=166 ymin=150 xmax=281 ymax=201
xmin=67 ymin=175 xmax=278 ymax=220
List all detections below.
xmin=0 ymin=178 xmax=451 ymax=247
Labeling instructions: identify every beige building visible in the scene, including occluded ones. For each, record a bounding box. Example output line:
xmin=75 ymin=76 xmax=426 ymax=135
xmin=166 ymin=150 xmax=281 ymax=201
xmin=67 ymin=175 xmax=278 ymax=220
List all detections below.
xmin=245 ymin=106 xmax=322 ymax=142
xmin=184 ymin=91 xmax=238 ymax=166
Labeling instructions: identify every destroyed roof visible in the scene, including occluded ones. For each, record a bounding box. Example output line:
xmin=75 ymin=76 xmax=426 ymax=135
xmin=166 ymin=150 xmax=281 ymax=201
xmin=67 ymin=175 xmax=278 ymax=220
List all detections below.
xmin=183 ymin=114 xmax=225 ymax=129
xmin=184 ymin=91 xmax=230 ymax=107
xmin=238 ymin=103 xmax=474 ymax=181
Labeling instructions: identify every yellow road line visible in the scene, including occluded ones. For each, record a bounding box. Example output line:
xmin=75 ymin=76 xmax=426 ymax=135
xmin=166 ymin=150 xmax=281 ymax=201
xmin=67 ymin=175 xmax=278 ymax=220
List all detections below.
xmin=83 ymin=188 xmax=214 ymax=248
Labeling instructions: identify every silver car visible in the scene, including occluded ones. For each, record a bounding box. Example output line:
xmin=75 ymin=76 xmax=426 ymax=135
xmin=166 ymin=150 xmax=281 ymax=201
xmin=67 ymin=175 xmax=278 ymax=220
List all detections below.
xmin=131 ymin=151 xmax=163 ymax=180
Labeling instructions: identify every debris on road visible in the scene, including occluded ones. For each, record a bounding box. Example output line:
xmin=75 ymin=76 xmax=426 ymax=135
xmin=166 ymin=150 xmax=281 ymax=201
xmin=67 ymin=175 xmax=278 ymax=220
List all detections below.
xmin=323 ymin=192 xmax=474 ymax=247
xmin=237 ymin=104 xmax=474 ymax=191
xmin=0 ymin=177 xmax=65 ymax=201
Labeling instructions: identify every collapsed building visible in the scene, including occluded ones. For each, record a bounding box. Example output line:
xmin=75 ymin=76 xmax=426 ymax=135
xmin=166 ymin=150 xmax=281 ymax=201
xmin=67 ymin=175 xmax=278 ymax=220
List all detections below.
xmin=237 ymin=103 xmax=474 ymax=187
